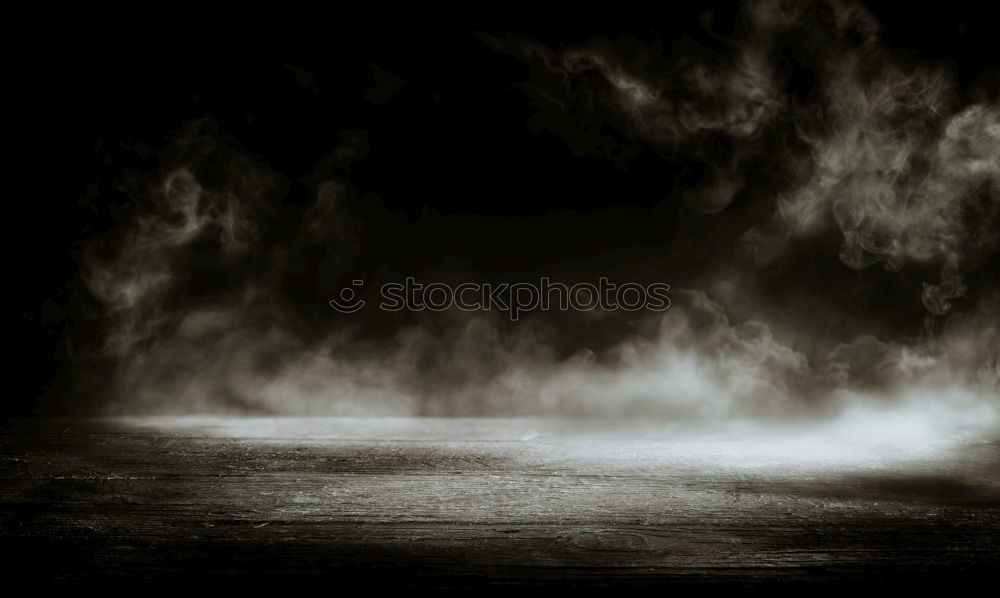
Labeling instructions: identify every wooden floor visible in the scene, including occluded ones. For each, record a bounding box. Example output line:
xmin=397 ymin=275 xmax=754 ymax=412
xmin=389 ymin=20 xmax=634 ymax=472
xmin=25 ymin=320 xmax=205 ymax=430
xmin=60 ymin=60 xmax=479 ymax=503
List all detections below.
xmin=2 ymin=417 xmax=998 ymax=589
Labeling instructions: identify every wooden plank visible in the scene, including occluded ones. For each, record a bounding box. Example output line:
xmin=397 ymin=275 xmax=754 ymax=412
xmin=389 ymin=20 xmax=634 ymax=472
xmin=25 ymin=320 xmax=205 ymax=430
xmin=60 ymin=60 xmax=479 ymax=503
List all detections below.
xmin=1 ymin=418 xmax=998 ymax=587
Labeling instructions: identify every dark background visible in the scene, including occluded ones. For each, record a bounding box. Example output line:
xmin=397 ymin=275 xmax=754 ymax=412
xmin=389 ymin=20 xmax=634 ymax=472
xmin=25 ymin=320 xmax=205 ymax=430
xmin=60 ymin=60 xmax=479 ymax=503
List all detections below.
xmin=12 ymin=2 xmax=1000 ymax=416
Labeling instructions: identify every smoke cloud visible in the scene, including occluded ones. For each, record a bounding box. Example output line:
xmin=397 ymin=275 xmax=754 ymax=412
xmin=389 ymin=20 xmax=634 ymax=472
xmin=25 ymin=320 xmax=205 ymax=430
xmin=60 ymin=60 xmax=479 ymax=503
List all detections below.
xmin=495 ymin=0 xmax=999 ymax=314
xmin=64 ymin=1 xmax=998 ymax=432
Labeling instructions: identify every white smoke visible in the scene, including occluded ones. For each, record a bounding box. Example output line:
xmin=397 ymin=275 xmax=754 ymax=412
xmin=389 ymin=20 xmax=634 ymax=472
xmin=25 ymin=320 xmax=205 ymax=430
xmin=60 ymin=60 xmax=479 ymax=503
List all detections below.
xmin=72 ymin=3 xmax=999 ymax=432
xmin=498 ymin=0 xmax=999 ymax=316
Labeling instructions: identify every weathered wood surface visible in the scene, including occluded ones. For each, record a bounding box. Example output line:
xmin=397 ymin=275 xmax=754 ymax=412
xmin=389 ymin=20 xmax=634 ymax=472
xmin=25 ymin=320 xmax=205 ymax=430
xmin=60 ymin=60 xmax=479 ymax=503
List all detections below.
xmin=1 ymin=417 xmax=998 ymax=588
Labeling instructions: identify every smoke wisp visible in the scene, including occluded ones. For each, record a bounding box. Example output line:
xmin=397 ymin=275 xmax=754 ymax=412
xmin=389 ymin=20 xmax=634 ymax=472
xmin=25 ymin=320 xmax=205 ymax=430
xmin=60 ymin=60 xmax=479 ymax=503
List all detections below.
xmin=66 ymin=1 xmax=998 ymax=433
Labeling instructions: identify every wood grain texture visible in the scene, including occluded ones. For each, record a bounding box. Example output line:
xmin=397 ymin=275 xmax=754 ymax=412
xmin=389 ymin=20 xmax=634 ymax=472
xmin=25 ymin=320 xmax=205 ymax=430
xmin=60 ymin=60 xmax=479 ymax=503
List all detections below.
xmin=2 ymin=418 xmax=998 ymax=589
